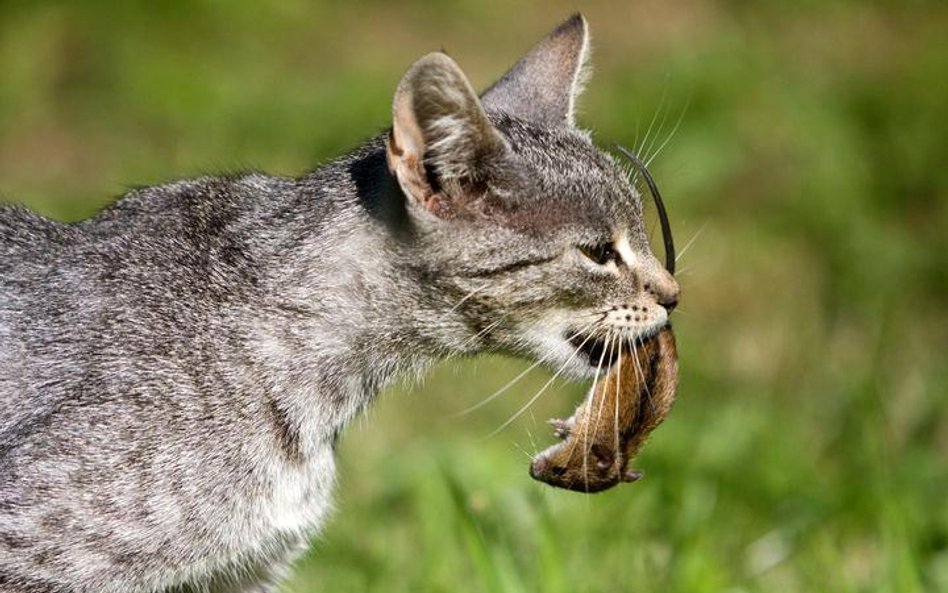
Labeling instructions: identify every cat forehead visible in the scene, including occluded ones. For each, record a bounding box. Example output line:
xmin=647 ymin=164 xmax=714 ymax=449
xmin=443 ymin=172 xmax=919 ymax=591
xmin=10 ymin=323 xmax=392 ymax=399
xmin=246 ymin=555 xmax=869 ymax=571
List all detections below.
xmin=489 ymin=114 xmax=644 ymax=235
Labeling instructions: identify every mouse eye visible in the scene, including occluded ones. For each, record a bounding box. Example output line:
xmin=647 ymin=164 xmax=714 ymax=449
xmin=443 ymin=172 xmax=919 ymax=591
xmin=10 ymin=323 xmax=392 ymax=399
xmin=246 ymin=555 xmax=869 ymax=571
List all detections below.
xmin=551 ymin=466 xmax=567 ymax=476
xmin=579 ymin=242 xmax=618 ymax=266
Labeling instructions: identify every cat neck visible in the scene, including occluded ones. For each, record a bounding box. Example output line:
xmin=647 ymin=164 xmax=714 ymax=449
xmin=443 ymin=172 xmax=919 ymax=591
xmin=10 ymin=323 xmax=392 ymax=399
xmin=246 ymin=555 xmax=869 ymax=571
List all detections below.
xmin=244 ymin=144 xmax=466 ymax=437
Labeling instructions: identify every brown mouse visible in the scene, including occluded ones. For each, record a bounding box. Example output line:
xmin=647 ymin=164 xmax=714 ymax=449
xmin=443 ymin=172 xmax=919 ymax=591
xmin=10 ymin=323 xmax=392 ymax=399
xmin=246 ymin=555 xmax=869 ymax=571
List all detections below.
xmin=530 ymin=326 xmax=679 ymax=493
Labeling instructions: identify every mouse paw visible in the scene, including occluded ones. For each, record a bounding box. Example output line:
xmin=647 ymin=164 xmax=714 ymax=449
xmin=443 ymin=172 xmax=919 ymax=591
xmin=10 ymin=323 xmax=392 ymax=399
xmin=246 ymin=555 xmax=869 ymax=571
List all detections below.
xmin=548 ymin=418 xmax=571 ymax=439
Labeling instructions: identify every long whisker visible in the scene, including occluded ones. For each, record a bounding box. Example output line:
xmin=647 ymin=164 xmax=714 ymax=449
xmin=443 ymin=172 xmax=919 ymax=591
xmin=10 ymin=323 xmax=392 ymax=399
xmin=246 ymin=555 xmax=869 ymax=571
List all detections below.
xmin=641 ymin=95 xmax=671 ymax=170
xmin=645 ymin=97 xmax=690 ymax=168
xmin=627 ymin=335 xmax=649 ymax=421
xmin=590 ymin=332 xmax=617 ymax=446
xmin=614 ymin=335 xmax=622 ymax=458
xmin=453 ymin=356 xmax=547 ymax=417
xmin=455 ymin=317 xmax=602 ymax=417
xmin=456 ymin=308 xmax=607 ymax=358
xmin=635 ymin=82 xmax=669 ymax=175
xmin=675 ymin=221 xmax=708 ymax=264
xmin=582 ymin=330 xmax=617 ymax=492
xmin=632 ymin=108 xmax=642 ymax=166
xmin=628 ymin=336 xmax=646 ymax=389
xmin=628 ymin=336 xmax=654 ymax=419
xmin=457 ymin=316 xmax=505 ymax=351
xmin=566 ymin=328 xmax=612 ymax=490
xmin=446 ymin=283 xmax=489 ymax=315
xmin=484 ymin=325 xmax=603 ymax=439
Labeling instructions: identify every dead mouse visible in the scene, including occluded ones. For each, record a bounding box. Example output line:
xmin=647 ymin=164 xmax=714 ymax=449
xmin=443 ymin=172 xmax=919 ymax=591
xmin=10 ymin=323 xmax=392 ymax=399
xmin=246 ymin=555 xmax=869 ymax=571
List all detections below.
xmin=530 ymin=326 xmax=679 ymax=493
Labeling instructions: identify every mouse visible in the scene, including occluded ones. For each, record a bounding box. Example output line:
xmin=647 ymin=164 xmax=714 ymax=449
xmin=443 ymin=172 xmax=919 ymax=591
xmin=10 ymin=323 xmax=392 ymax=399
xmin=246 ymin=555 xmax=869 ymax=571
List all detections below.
xmin=529 ymin=326 xmax=679 ymax=493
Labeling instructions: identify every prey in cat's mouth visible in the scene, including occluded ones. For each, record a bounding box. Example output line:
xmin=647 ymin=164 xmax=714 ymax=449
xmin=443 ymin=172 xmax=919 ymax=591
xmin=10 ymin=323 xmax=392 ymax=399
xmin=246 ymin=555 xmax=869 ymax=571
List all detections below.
xmin=569 ymin=333 xmax=626 ymax=368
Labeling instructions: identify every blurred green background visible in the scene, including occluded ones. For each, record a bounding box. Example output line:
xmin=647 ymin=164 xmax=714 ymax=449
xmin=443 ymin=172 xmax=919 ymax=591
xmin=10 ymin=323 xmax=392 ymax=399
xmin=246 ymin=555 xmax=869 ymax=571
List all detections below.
xmin=2 ymin=1 xmax=946 ymax=591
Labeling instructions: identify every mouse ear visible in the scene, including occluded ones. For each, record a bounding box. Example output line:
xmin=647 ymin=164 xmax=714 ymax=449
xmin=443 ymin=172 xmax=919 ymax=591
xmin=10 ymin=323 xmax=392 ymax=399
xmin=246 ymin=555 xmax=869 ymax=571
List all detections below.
xmin=623 ymin=469 xmax=644 ymax=483
xmin=590 ymin=444 xmax=615 ymax=470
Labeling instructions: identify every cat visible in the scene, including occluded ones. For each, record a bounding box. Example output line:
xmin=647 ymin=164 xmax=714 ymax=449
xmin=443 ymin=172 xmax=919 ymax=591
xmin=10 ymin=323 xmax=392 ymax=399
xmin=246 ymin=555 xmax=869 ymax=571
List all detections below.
xmin=0 ymin=13 xmax=679 ymax=593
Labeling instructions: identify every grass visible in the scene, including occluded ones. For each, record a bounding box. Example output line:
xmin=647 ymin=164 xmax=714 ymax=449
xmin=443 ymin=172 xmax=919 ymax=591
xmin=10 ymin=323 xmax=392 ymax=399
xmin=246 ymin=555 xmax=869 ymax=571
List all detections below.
xmin=1 ymin=1 xmax=946 ymax=591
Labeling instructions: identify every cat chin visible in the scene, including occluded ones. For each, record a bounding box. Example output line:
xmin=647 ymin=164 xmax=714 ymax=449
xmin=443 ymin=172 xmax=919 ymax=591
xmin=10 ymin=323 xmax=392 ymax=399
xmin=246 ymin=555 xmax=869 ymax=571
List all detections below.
xmin=515 ymin=317 xmax=670 ymax=381
xmin=540 ymin=355 xmax=606 ymax=381
xmin=512 ymin=308 xmax=672 ymax=381
xmin=562 ymin=360 xmax=614 ymax=381
xmin=519 ymin=338 xmax=620 ymax=381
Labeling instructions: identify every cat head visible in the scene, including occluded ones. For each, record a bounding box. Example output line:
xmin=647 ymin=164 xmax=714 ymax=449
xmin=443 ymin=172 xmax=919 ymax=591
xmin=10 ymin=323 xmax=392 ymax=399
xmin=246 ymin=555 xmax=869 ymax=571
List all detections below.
xmin=385 ymin=14 xmax=679 ymax=378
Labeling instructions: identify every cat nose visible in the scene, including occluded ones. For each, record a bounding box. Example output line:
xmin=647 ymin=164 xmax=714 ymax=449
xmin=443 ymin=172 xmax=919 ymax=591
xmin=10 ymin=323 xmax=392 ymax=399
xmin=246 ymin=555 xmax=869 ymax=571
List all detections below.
xmin=643 ymin=268 xmax=680 ymax=313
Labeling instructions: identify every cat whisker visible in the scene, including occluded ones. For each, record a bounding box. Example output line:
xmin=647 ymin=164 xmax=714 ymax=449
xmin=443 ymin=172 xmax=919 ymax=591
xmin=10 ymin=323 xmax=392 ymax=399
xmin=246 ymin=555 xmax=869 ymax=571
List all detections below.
xmin=453 ymin=317 xmax=602 ymax=417
xmin=452 ymin=355 xmax=546 ymax=418
xmin=628 ymin=336 xmax=646 ymax=388
xmin=483 ymin=324 xmax=604 ymax=439
xmin=628 ymin=336 xmax=655 ymax=417
xmin=635 ymin=82 xmax=670 ymax=175
xmin=590 ymin=330 xmax=616 ymax=442
xmin=614 ymin=333 xmax=622 ymax=458
xmin=592 ymin=333 xmax=619 ymax=450
xmin=626 ymin=336 xmax=651 ymax=418
xmin=641 ymin=95 xmax=672 ymax=171
xmin=454 ymin=309 xmax=606 ymax=359
xmin=645 ymin=97 xmax=690 ymax=168
xmin=457 ymin=316 xmax=505 ymax=350
xmin=631 ymin=109 xmax=642 ymax=166
xmin=580 ymin=328 xmax=615 ymax=492
xmin=446 ymin=283 xmax=490 ymax=315
xmin=675 ymin=221 xmax=707 ymax=264
xmin=553 ymin=327 xmax=611 ymax=476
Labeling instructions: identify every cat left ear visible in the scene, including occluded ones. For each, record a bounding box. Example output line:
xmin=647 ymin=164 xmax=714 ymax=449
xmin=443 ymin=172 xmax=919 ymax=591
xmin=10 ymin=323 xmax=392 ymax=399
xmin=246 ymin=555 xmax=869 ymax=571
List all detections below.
xmin=480 ymin=13 xmax=590 ymax=127
xmin=386 ymin=52 xmax=508 ymax=218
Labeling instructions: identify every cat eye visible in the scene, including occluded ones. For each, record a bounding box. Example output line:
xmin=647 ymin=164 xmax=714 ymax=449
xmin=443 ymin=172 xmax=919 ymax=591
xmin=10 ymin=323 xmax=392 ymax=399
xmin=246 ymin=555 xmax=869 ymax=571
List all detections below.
xmin=580 ymin=243 xmax=618 ymax=266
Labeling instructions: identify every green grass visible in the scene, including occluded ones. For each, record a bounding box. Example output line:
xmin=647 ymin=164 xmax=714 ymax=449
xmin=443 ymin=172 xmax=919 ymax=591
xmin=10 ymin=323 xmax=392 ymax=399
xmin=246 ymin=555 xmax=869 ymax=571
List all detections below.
xmin=2 ymin=1 xmax=946 ymax=591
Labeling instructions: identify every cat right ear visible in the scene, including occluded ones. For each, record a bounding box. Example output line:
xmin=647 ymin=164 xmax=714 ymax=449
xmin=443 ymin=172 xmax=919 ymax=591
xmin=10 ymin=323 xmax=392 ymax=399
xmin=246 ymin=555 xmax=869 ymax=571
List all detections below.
xmin=480 ymin=14 xmax=590 ymax=127
xmin=386 ymin=53 xmax=508 ymax=219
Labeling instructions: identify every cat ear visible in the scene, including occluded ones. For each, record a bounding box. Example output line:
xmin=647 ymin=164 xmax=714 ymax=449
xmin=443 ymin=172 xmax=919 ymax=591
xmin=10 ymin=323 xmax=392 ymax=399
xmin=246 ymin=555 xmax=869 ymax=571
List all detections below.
xmin=480 ymin=13 xmax=590 ymax=127
xmin=386 ymin=52 xmax=507 ymax=217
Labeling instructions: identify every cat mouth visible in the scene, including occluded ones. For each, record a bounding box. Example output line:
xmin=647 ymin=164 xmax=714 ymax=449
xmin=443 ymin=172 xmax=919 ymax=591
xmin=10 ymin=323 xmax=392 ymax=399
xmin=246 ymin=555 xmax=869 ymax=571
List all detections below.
xmin=568 ymin=333 xmax=626 ymax=368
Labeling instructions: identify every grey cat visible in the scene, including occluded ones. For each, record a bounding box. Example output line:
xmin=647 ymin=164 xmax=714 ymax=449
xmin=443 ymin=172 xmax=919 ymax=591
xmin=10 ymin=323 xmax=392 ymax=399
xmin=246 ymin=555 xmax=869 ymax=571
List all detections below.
xmin=0 ymin=14 xmax=679 ymax=593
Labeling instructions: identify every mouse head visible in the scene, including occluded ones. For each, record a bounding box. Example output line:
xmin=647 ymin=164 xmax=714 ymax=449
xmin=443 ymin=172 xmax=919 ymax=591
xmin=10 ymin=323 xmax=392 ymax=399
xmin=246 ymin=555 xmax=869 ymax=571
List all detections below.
xmin=530 ymin=441 xmax=641 ymax=493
